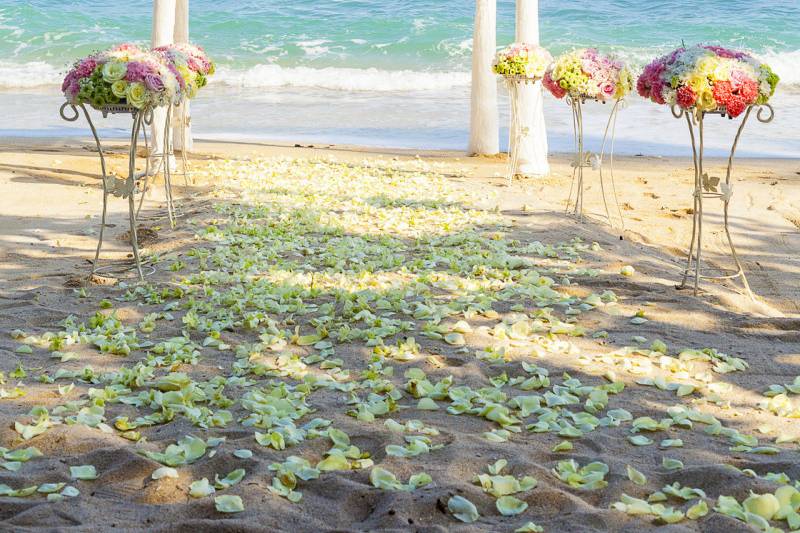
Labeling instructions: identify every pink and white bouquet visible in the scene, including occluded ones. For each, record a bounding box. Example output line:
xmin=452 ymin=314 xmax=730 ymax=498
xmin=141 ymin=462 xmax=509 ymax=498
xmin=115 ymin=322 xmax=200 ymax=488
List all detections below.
xmin=492 ymin=43 xmax=553 ymax=80
xmin=62 ymin=44 xmax=182 ymax=110
xmin=544 ymin=48 xmax=633 ymax=101
xmin=153 ymin=43 xmax=215 ymax=99
xmin=637 ymin=45 xmax=779 ymax=118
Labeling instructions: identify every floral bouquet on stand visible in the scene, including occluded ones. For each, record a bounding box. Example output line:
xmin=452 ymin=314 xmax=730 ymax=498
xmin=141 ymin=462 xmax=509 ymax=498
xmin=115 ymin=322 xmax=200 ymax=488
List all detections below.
xmin=637 ymin=45 xmax=779 ymax=117
xmin=543 ymin=48 xmax=631 ymax=227
xmin=62 ymin=44 xmax=182 ymax=110
xmin=636 ymin=45 xmax=779 ymax=298
xmin=492 ymin=43 xmax=552 ymax=182
xmin=154 ymin=43 xmax=215 ymax=99
xmin=492 ymin=43 xmax=553 ymax=81
xmin=543 ymin=48 xmax=632 ymax=101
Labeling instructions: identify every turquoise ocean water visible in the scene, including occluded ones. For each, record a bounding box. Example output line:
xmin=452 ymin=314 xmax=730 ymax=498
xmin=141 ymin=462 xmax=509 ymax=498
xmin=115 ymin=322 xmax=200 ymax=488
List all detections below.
xmin=1 ymin=0 xmax=798 ymax=155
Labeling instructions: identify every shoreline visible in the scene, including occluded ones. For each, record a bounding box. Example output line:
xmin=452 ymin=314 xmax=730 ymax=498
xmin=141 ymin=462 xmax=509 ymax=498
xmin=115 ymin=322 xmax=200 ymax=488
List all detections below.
xmin=1 ymin=134 xmax=799 ymax=163
xmin=1 ymin=88 xmax=798 ymax=158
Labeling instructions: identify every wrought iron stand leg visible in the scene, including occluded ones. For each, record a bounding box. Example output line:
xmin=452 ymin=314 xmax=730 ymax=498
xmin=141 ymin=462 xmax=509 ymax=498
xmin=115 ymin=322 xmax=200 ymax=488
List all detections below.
xmin=180 ymin=103 xmax=190 ymax=186
xmin=724 ymin=106 xmax=755 ymax=300
xmin=164 ymin=106 xmax=176 ymax=228
xmin=679 ymin=112 xmax=698 ymax=290
xmin=77 ymin=104 xmax=109 ymax=276
xmin=693 ymin=112 xmax=705 ymax=295
xmin=575 ymin=100 xmax=585 ymax=221
xmin=599 ymin=99 xmax=624 ymax=229
xmin=565 ymin=98 xmax=578 ymax=216
xmin=128 ymin=111 xmax=144 ymax=280
xmin=136 ymin=121 xmax=151 ymax=220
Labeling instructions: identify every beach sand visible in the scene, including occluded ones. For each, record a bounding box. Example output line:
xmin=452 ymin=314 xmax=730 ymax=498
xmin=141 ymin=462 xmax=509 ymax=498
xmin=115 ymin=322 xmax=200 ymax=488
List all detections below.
xmin=1 ymin=138 xmax=799 ymax=532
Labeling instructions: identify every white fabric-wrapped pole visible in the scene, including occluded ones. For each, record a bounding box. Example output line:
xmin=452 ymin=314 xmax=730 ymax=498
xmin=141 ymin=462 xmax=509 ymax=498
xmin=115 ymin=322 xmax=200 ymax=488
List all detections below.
xmin=150 ymin=0 xmax=176 ymax=174
xmin=172 ymin=0 xmax=192 ymax=152
xmin=468 ymin=0 xmax=499 ymax=155
xmin=513 ymin=0 xmax=549 ymax=176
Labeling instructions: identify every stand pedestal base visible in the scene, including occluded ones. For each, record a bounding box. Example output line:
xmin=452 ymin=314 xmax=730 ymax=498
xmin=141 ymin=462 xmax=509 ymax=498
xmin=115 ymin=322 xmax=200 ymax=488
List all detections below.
xmin=564 ymin=96 xmax=625 ymax=230
xmin=671 ymin=103 xmax=774 ymax=299
xmin=60 ymin=102 xmax=188 ymax=280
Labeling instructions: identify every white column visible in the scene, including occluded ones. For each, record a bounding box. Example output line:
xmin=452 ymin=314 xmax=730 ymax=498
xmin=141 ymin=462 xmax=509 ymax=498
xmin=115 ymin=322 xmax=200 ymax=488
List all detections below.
xmin=150 ymin=0 xmax=176 ymax=174
xmin=468 ymin=0 xmax=499 ymax=155
xmin=172 ymin=0 xmax=193 ymax=152
xmin=513 ymin=0 xmax=549 ymax=176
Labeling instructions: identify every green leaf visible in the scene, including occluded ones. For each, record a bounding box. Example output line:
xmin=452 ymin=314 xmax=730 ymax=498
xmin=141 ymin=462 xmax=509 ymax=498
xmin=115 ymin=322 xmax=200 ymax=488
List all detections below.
xmin=515 ymin=522 xmax=544 ymax=533
xmin=70 ymin=465 xmax=98 ymax=480
xmin=448 ymin=495 xmax=479 ymax=523
xmin=370 ymin=467 xmax=404 ymax=491
xmin=444 ymin=333 xmax=466 ymax=346
xmin=214 ymin=494 xmax=244 ymax=513
xmin=487 ymin=459 xmax=507 ymax=475
xmin=189 ymin=478 xmax=216 ymax=498
xmin=416 ymin=398 xmax=439 ymax=410
xmin=626 ymin=465 xmax=647 ymax=486
xmin=316 ymin=453 xmax=350 ymax=472
xmin=496 ymin=495 xmax=528 ymax=516
xmin=152 ymin=466 xmax=178 ymax=480
xmin=37 ymin=482 xmax=66 ymax=494
xmin=687 ymin=499 xmax=709 ymax=519
xmin=215 ymin=468 xmax=245 ymax=489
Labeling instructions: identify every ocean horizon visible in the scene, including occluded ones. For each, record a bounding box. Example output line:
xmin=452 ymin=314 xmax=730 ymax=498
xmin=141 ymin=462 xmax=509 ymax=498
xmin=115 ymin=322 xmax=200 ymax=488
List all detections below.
xmin=1 ymin=0 xmax=798 ymax=156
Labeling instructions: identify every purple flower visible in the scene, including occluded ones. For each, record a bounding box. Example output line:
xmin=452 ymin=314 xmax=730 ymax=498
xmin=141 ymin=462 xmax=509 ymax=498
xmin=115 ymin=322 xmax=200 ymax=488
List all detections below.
xmin=144 ymin=73 xmax=165 ymax=92
xmin=124 ymin=61 xmax=149 ymax=82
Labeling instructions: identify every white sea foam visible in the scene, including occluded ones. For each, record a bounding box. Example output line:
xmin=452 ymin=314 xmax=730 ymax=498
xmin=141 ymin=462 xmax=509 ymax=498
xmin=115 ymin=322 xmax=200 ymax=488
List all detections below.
xmin=214 ymin=64 xmax=470 ymax=92
xmin=755 ymin=49 xmax=800 ymax=86
xmin=0 ymin=60 xmax=63 ymax=88
xmin=0 ymin=47 xmax=796 ymax=92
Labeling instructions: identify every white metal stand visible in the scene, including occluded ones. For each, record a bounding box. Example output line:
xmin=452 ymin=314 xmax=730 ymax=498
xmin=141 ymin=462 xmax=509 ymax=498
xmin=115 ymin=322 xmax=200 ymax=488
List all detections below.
xmin=564 ymin=96 xmax=625 ymax=229
xmin=59 ymin=102 xmax=184 ymax=280
xmin=671 ymin=103 xmax=774 ymax=299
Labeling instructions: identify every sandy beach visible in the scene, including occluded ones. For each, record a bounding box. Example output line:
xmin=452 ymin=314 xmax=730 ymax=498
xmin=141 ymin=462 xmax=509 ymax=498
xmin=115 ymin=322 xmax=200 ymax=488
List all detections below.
xmin=0 ymin=139 xmax=799 ymax=531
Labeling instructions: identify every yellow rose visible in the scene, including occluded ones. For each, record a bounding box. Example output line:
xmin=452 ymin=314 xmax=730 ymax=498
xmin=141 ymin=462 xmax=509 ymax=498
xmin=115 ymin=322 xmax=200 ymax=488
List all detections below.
xmin=687 ymin=74 xmax=708 ymax=94
xmin=102 ymin=61 xmax=127 ymax=83
xmin=126 ymin=82 xmax=147 ymax=109
xmin=111 ymin=80 xmax=128 ymax=99
xmin=697 ymin=89 xmax=716 ymax=112
xmin=697 ymin=56 xmax=718 ymax=76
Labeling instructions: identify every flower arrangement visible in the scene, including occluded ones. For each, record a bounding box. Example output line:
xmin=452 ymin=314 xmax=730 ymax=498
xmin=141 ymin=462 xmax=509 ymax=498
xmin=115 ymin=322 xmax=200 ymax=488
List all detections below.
xmin=492 ymin=43 xmax=553 ymax=80
xmin=62 ymin=44 xmax=182 ymax=110
xmin=543 ymin=48 xmax=633 ymax=101
xmin=153 ymin=43 xmax=215 ymax=99
xmin=637 ymin=45 xmax=779 ymax=117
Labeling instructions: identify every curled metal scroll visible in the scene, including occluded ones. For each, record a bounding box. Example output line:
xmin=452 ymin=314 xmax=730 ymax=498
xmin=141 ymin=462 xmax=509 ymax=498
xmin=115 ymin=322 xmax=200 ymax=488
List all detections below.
xmin=756 ymin=103 xmax=774 ymax=123
xmin=142 ymin=107 xmax=155 ymax=126
xmin=59 ymin=102 xmax=80 ymax=122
